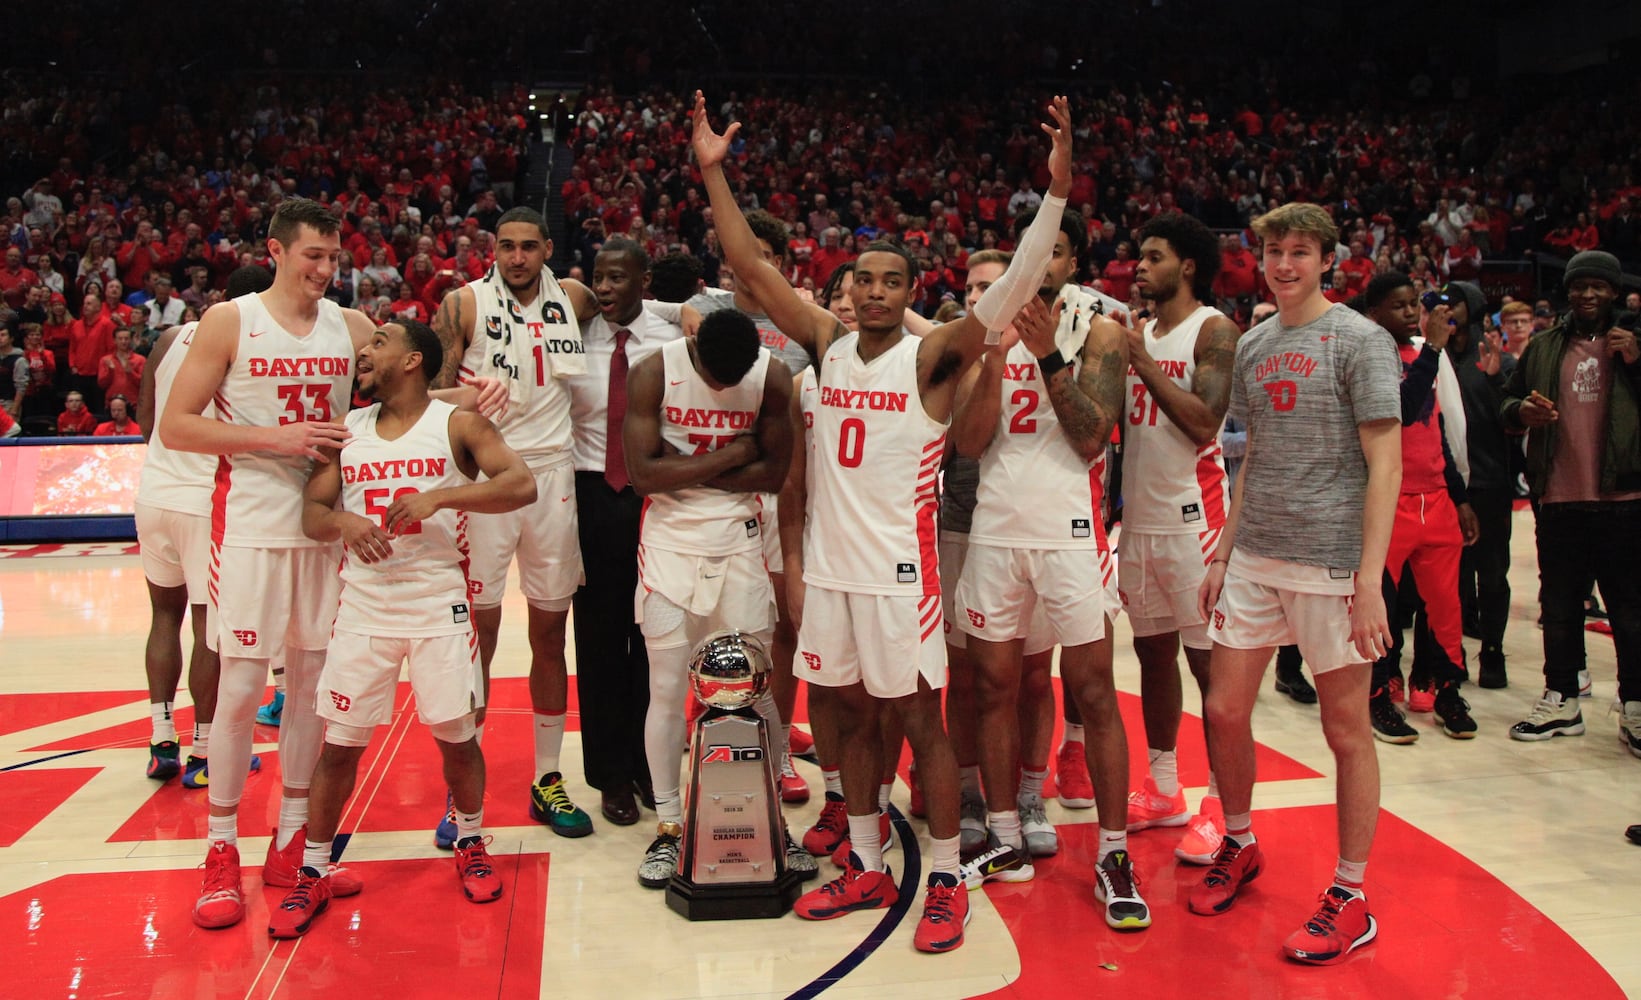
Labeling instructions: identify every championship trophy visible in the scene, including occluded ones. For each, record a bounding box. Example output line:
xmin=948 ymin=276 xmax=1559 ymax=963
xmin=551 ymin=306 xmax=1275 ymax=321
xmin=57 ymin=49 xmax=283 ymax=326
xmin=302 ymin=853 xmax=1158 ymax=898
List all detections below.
xmin=666 ymin=631 xmax=803 ymax=920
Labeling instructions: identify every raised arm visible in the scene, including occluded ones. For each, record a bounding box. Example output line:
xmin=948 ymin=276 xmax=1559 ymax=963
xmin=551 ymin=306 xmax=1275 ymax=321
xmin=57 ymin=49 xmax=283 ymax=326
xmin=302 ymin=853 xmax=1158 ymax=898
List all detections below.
xmin=621 ymin=352 xmax=759 ymax=495
xmin=1126 ymin=313 xmax=1241 ymax=446
xmin=704 ymin=358 xmax=794 ymax=493
xmin=429 ymin=284 xmax=475 ymax=390
xmin=692 ymin=91 xmax=843 ymax=355
xmin=383 ymin=411 xmax=537 ymax=534
xmin=159 ymin=302 xmax=351 ymax=461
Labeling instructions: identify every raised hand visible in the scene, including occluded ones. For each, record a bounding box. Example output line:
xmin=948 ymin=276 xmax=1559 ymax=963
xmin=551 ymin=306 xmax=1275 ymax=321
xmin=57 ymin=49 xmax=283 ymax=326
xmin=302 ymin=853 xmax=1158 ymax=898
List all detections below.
xmin=1014 ymin=296 xmax=1064 ymax=359
xmin=691 ymin=91 xmax=741 ymax=171
xmin=1041 ymin=96 xmax=1073 ymax=195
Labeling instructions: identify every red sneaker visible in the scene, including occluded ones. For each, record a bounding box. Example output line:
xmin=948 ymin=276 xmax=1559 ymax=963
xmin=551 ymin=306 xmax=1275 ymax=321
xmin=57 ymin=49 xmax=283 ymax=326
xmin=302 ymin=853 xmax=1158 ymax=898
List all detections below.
xmin=1188 ymin=836 xmax=1263 ymax=915
xmin=1387 ymin=675 xmax=1406 ymax=705
xmin=914 ymin=873 xmax=969 ymax=952
xmin=1283 ymin=887 xmax=1378 ymax=965
xmin=779 ymin=758 xmax=811 ymax=804
xmin=789 ymin=727 xmax=815 ymax=755
xmin=1055 ymin=741 xmax=1095 ymax=809
xmin=454 ymin=836 xmax=504 ymax=903
xmin=1407 ymin=680 xmax=1436 ymax=713
xmin=793 ymin=854 xmax=897 ymax=920
xmin=268 ymin=868 xmax=332 ymax=939
xmin=1126 ymin=776 xmax=1189 ymax=831
xmin=830 ymin=811 xmax=891 ymax=867
xmin=802 ymin=793 xmax=849 ymax=856
xmin=908 ymin=765 xmax=926 ymax=819
xmin=263 ymin=827 xmax=363 ymax=897
xmin=193 ymin=841 xmax=245 ymax=929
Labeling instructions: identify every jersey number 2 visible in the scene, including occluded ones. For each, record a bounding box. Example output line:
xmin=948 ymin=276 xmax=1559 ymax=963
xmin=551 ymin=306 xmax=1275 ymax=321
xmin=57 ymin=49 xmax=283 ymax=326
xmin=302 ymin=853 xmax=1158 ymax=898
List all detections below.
xmin=1008 ymin=389 xmax=1039 ymax=434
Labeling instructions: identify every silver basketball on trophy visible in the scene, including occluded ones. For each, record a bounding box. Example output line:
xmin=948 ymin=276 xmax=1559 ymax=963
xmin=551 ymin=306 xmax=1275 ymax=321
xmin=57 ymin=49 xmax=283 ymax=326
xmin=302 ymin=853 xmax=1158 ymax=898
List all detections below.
xmin=688 ymin=631 xmax=771 ymax=711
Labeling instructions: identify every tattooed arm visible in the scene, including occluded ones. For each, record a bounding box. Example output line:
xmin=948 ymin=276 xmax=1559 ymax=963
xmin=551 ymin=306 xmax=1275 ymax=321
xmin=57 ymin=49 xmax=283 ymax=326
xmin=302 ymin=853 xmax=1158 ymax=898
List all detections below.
xmin=1044 ymin=314 xmax=1128 ymax=464
xmin=1126 ymin=314 xmax=1240 ymax=446
xmin=430 ymin=285 xmax=474 ymax=390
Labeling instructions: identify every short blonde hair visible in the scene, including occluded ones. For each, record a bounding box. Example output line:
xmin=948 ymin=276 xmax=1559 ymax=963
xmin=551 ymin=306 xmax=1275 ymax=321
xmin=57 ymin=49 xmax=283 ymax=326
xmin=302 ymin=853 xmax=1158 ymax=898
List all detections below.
xmin=1252 ymin=203 xmax=1339 ymax=253
xmin=1500 ymin=301 xmax=1532 ymax=320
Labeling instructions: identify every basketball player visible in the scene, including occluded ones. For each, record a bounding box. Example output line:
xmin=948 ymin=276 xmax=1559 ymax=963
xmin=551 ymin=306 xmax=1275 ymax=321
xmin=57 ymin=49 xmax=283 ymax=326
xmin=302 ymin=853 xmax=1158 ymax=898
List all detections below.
xmin=136 ymin=265 xmax=272 ymax=788
xmin=162 ymin=197 xmax=503 ymax=930
xmin=622 ymin=309 xmax=818 ymax=887
xmin=1118 ymin=212 xmax=1241 ymax=867
xmin=952 ymin=261 xmax=1141 ymax=928
xmin=273 ymin=320 xmax=535 ymax=938
xmin=695 ymin=90 xmax=1076 ymax=953
xmin=1193 ymin=203 xmax=1401 ymax=965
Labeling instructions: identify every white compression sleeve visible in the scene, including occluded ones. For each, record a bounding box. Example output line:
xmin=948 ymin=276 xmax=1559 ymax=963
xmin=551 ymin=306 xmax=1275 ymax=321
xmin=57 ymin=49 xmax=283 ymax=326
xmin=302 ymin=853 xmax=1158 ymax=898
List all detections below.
xmin=972 ymin=193 xmax=1069 ymax=336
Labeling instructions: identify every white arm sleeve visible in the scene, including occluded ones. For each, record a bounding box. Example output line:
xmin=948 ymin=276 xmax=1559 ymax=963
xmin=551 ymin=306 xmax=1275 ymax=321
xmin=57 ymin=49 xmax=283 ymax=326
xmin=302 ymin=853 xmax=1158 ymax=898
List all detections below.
xmin=973 ymin=194 xmax=1067 ymax=339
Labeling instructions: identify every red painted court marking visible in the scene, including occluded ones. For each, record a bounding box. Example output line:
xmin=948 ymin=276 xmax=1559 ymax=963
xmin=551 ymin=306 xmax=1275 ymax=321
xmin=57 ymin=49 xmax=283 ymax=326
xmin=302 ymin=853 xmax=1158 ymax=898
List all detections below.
xmin=973 ymin=806 xmax=1626 ymax=999
xmin=0 ymin=691 xmax=151 ymax=739
xmin=6 ymin=853 xmax=550 ymax=1000
xmin=0 ymin=768 xmax=101 ymax=847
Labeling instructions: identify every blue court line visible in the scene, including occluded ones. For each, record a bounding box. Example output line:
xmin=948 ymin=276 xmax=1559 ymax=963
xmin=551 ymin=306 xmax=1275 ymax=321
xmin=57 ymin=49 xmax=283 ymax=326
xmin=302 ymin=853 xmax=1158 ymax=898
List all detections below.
xmin=786 ymin=805 xmax=923 ymax=1000
xmin=1 ymin=748 xmax=99 ymax=772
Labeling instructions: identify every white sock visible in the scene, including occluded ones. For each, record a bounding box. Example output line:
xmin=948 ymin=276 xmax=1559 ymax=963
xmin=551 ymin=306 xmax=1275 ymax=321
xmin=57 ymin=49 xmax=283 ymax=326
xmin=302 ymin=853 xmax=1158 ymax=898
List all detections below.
xmin=151 ymin=702 xmax=177 ymax=743
xmin=193 ymin=722 xmax=211 ymax=759
xmin=1334 ymin=857 xmax=1367 ymax=897
xmin=208 ymin=812 xmax=237 ymax=845
xmin=303 ymin=838 xmax=331 ymax=873
xmin=276 ymin=797 xmax=309 ymax=850
xmin=822 ymin=768 xmax=843 ymax=796
xmin=1063 ymin=722 xmax=1086 ymax=746
xmin=1019 ymin=766 xmax=1048 ymax=800
xmin=533 ymin=711 xmax=566 ymax=777
xmin=877 ymin=779 xmax=893 ymax=812
xmin=930 ymin=834 xmax=960 ymax=878
xmin=456 ymin=808 xmax=483 ymax=843
xmin=271 ymin=663 xmax=285 ymax=692
xmin=1148 ymin=748 xmax=1179 ymax=796
xmin=1097 ymin=827 xmax=1127 ymax=863
xmin=959 ymin=765 xmax=981 ymax=795
xmin=656 ymin=794 xmax=684 ymax=827
xmin=848 ymin=813 xmax=884 ymax=871
xmin=989 ymin=809 xmax=1023 ymax=850
xmin=1225 ymin=812 xmax=1254 ymax=845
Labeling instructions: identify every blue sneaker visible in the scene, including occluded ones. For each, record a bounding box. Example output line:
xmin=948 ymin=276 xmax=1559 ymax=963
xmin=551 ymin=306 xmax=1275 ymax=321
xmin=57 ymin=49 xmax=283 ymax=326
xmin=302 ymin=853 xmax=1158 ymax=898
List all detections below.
xmin=147 ymin=741 xmax=182 ymax=780
xmin=256 ymin=690 xmax=285 ymax=727
xmin=434 ymin=792 xmax=459 ymax=850
xmin=180 ymin=754 xmax=261 ymax=789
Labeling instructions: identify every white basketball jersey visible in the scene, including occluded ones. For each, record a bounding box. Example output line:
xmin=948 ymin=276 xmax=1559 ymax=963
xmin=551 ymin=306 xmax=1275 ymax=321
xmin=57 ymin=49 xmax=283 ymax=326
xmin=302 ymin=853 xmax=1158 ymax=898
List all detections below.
xmin=138 ymin=322 xmax=215 ymax=515
xmin=336 ymin=400 xmax=474 ymax=636
xmin=458 ymin=270 xmax=579 ymax=467
xmin=639 ymin=338 xmax=771 ymax=556
xmin=1122 ymin=305 xmax=1228 ymax=534
xmin=212 ymin=293 xmax=355 ymax=547
xmin=969 ymin=330 xmax=1107 ymax=549
xmin=804 ymin=333 xmax=945 ymax=596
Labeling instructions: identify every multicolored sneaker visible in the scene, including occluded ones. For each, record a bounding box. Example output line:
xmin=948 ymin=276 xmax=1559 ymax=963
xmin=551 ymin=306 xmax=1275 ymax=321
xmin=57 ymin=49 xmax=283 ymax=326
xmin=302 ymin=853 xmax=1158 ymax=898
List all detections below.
xmin=1174 ymin=795 xmax=1226 ymax=866
xmin=268 ymin=867 xmax=332 ymax=938
xmin=959 ymin=841 xmax=1034 ymax=889
xmin=1018 ymin=791 xmax=1058 ymax=857
xmin=454 ymin=836 xmax=504 ymax=903
xmin=959 ymin=787 xmax=988 ymax=859
xmin=914 ymin=872 xmax=969 ymax=952
xmin=1093 ymin=850 xmax=1151 ymax=930
xmin=179 ymin=754 xmax=260 ymax=789
xmin=802 ymin=792 xmax=849 ymax=856
xmin=1188 ymin=836 xmax=1263 ymax=915
xmin=256 ymin=690 xmax=285 ymax=727
xmin=1620 ymin=701 xmax=1641 ymax=759
xmin=1126 ymin=776 xmax=1188 ymax=831
xmin=529 ymin=771 xmax=593 ymax=838
xmin=785 ymin=829 xmax=820 ymax=881
xmin=1055 ymin=740 xmax=1095 ymax=809
xmin=193 ymin=841 xmax=245 ymax=929
xmin=830 ymin=810 xmax=891 ymax=868
xmin=1282 ymin=887 xmax=1377 ymax=965
xmin=434 ymin=792 xmax=459 ymax=850
xmin=793 ymin=853 xmax=896 ymax=920
xmin=147 ymin=740 xmax=182 ymax=780
xmin=779 ymin=758 xmax=810 ymax=804
xmin=1509 ymin=690 xmax=1586 ymax=741
xmin=638 ymin=823 xmax=683 ymax=889
xmin=263 ymin=827 xmax=363 ymax=896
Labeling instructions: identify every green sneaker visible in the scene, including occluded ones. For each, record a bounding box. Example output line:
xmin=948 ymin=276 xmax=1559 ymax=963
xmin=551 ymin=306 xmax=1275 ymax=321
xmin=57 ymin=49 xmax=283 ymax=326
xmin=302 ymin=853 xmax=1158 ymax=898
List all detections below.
xmin=529 ymin=771 xmax=593 ymax=838
xmin=147 ymin=740 xmax=182 ymax=780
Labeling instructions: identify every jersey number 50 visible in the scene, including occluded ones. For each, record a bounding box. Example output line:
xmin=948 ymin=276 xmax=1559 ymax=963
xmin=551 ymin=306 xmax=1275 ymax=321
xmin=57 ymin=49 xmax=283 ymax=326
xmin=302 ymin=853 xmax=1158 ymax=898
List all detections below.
xmin=364 ymin=487 xmax=424 ymax=534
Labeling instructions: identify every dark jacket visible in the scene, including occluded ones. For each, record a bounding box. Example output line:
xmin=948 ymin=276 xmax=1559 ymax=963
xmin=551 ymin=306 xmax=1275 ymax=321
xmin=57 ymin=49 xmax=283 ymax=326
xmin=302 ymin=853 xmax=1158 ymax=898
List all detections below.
xmin=1445 ymin=283 xmax=1517 ymax=491
xmin=1500 ymin=316 xmax=1641 ymax=498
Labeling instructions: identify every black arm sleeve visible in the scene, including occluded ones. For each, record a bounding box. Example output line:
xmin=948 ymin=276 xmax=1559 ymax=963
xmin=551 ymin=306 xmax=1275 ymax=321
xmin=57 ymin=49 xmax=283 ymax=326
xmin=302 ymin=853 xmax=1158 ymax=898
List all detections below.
xmin=1400 ymin=343 xmax=1440 ymax=426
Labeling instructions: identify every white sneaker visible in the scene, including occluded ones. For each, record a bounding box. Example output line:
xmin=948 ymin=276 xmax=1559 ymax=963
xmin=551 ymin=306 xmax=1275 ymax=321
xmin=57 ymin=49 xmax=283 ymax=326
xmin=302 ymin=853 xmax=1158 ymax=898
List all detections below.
xmin=958 ymin=841 xmax=1035 ymax=889
xmin=1615 ymin=700 xmax=1641 ymax=759
xmin=1017 ymin=791 xmax=1058 ymax=857
xmin=1579 ymin=669 xmax=1592 ymax=698
xmin=1509 ymin=690 xmax=1586 ymax=741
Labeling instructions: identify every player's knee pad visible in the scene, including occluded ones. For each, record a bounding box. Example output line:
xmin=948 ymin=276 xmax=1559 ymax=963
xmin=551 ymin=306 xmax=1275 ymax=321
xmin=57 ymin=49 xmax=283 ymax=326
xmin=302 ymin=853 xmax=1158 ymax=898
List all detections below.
xmin=640 ymin=591 xmax=689 ymax=646
xmin=325 ymin=722 xmax=374 ymax=748
xmin=429 ymin=715 xmax=477 ymax=744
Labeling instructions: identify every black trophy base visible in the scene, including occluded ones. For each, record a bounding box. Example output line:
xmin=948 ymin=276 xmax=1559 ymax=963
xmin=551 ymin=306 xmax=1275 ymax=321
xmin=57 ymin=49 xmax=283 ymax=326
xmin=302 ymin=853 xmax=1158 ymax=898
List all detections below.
xmin=665 ymin=869 xmax=803 ymax=921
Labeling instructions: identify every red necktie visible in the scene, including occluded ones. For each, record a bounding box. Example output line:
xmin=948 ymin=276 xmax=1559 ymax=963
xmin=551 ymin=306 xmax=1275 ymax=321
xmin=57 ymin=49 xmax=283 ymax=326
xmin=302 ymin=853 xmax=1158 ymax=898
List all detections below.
xmin=604 ymin=328 xmax=631 ymax=492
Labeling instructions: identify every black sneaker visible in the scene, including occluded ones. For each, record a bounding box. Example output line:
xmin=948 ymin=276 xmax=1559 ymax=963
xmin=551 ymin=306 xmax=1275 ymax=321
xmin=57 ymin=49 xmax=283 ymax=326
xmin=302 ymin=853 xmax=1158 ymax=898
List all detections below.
xmin=1627 ymin=824 xmax=1641 ymax=847
xmin=1433 ymin=685 xmax=1478 ymax=740
xmin=1477 ymin=646 xmax=1507 ymax=689
xmin=1275 ymin=665 xmax=1318 ymax=705
xmin=1370 ymin=690 xmax=1418 ymax=744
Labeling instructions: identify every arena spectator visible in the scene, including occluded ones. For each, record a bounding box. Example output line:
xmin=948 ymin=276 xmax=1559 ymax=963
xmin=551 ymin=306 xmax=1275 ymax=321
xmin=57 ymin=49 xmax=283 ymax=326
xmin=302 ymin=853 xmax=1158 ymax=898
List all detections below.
xmin=94 ymin=393 xmax=139 ymax=436
xmin=97 ymin=328 xmax=144 ymax=404
xmin=0 ymin=247 xmax=39 ymax=310
xmin=67 ymin=293 xmax=115 ymax=408
xmin=56 ymin=390 xmax=96 ymax=435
